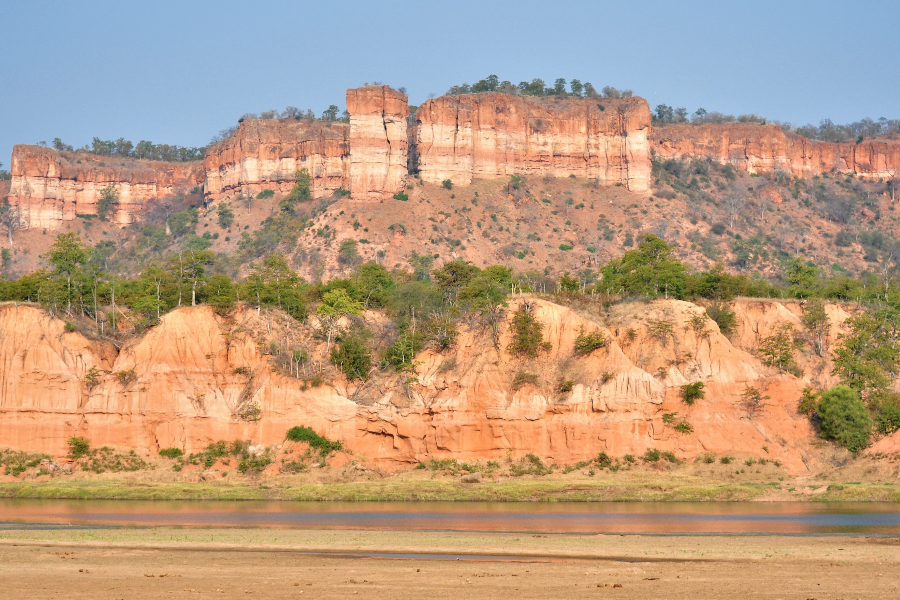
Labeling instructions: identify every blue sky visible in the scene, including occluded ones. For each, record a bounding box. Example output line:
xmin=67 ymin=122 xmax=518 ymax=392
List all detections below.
xmin=2 ymin=0 xmax=898 ymax=166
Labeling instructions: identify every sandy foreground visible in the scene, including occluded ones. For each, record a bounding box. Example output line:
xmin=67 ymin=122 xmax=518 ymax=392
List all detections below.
xmin=0 ymin=528 xmax=898 ymax=599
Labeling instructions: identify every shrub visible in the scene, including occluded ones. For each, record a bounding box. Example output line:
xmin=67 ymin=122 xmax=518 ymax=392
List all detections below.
xmin=741 ymin=386 xmax=770 ymax=419
xmin=681 ymin=382 xmax=705 ymax=405
xmin=67 ymin=436 xmax=91 ymax=459
xmin=216 ymin=201 xmax=234 ymax=228
xmin=507 ymin=303 xmax=552 ymax=357
xmin=817 ymin=385 xmax=871 ymax=452
xmin=330 ymin=333 xmax=372 ymax=381
xmin=285 ymin=425 xmax=343 ymax=453
xmin=256 ymin=189 xmax=275 ymax=199
xmin=573 ymin=329 xmax=608 ymax=356
xmin=393 ymin=192 xmax=409 ymax=201
xmin=706 ymin=302 xmax=737 ymax=335
xmin=509 ymin=453 xmax=552 ymax=476
xmin=642 ymin=448 xmax=661 ymax=462
xmin=557 ymin=380 xmax=574 ymax=393
xmin=758 ymin=324 xmax=801 ymax=374
xmin=558 ymin=243 xmax=573 ymax=251
xmin=512 ymin=371 xmax=539 ymax=390
xmin=442 ymin=179 xmax=453 ymax=190
xmin=711 ymin=223 xmax=726 ymax=235
xmin=798 ymin=387 xmax=819 ymax=416
xmin=159 ymin=447 xmax=183 ymax=459
xmin=874 ymin=394 xmax=900 ymax=435
xmin=720 ymin=456 xmax=734 ymax=464
xmin=674 ymin=420 xmax=694 ymax=434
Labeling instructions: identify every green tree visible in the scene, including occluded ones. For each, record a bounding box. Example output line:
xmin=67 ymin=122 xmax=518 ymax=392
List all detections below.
xmin=600 ymin=234 xmax=686 ymax=299
xmin=46 ymin=233 xmax=88 ymax=313
xmin=507 ymin=302 xmax=551 ymax=358
xmin=757 ymin=324 xmax=801 ymax=374
xmin=281 ymin=169 xmax=312 ymax=212
xmin=96 ymin=184 xmax=119 ymax=221
xmin=338 ymin=239 xmax=360 ymax=266
xmin=817 ymin=385 xmax=871 ymax=452
xmin=801 ymin=299 xmax=830 ymax=357
xmin=205 ymin=274 xmax=236 ymax=314
xmin=168 ymin=250 xmax=213 ymax=307
xmin=316 ymin=288 xmax=363 ymax=352
xmin=786 ymin=258 xmax=817 ymax=297
xmin=216 ymin=201 xmax=234 ymax=229
xmin=831 ymin=307 xmax=900 ymax=402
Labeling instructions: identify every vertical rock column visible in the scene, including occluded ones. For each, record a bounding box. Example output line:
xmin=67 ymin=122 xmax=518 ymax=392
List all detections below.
xmin=347 ymin=85 xmax=409 ymax=200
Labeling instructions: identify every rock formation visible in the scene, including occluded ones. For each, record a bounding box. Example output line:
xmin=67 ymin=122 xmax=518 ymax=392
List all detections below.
xmin=346 ymin=85 xmax=409 ymax=200
xmin=651 ymin=123 xmax=900 ymax=178
xmin=203 ymin=119 xmax=350 ymax=203
xmin=6 ymin=145 xmax=203 ymax=229
xmin=0 ymin=297 xmax=863 ymax=473
xmin=414 ymin=93 xmax=652 ymax=192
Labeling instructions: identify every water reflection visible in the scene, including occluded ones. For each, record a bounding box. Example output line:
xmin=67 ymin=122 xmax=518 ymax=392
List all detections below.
xmin=1 ymin=500 xmax=898 ymax=535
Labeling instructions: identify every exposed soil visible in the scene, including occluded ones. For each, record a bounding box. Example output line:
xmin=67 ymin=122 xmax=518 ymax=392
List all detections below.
xmin=1 ymin=529 xmax=897 ymax=599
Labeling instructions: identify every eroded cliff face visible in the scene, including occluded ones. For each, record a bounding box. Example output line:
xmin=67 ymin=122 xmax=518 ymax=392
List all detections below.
xmin=347 ymin=85 xmax=409 ymax=200
xmin=651 ymin=124 xmax=900 ymax=178
xmin=414 ymin=93 xmax=652 ymax=192
xmin=0 ymin=297 xmax=866 ymax=473
xmin=6 ymin=146 xmax=203 ymax=229
xmin=203 ymin=119 xmax=350 ymax=202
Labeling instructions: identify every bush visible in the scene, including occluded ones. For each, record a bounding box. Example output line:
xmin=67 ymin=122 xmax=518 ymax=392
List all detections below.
xmin=573 ymin=329 xmax=608 ymax=355
xmin=817 ymin=385 xmax=871 ymax=452
xmin=507 ymin=303 xmax=552 ymax=357
xmin=330 ymin=333 xmax=372 ymax=381
xmin=393 ymin=192 xmax=409 ymax=201
xmin=558 ymin=243 xmax=573 ymax=251
xmin=706 ymin=302 xmax=737 ymax=335
xmin=680 ymin=381 xmax=705 ymax=405
xmin=711 ymin=223 xmax=726 ymax=235
xmin=159 ymin=447 xmax=183 ymax=459
xmin=285 ymin=425 xmax=343 ymax=453
xmin=256 ymin=189 xmax=275 ymax=200
xmin=512 ymin=371 xmax=539 ymax=390
xmin=67 ymin=436 xmax=91 ymax=459
xmin=442 ymin=179 xmax=453 ymax=190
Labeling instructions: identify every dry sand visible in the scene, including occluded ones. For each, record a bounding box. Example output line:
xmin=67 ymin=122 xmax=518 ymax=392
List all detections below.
xmin=1 ymin=528 xmax=898 ymax=599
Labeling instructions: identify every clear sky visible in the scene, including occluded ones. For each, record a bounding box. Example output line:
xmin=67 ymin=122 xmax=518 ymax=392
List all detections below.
xmin=2 ymin=0 xmax=898 ymax=167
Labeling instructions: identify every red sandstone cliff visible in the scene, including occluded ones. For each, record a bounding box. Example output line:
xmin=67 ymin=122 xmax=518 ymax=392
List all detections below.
xmin=414 ymin=93 xmax=652 ymax=192
xmin=203 ymin=119 xmax=350 ymax=202
xmin=0 ymin=297 xmax=866 ymax=473
xmin=651 ymin=123 xmax=900 ymax=178
xmin=346 ymin=85 xmax=409 ymax=200
xmin=6 ymin=146 xmax=203 ymax=229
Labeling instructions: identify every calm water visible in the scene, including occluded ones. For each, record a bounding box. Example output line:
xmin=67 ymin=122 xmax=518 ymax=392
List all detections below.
xmin=1 ymin=500 xmax=899 ymax=535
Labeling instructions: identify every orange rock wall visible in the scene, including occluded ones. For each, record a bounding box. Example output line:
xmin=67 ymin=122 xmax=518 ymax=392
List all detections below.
xmin=414 ymin=93 xmax=652 ymax=192
xmin=203 ymin=119 xmax=350 ymax=202
xmin=651 ymin=123 xmax=900 ymax=178
xmin=0 ymin=298 xmax=848 ymax=474
xmin=347 ymin=85 xmax=409 ymax=200
xmin=6 ymin=145 xmax=203 ymax=229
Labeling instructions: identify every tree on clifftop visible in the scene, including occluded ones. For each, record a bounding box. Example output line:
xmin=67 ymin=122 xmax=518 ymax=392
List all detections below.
xmin=600 ymin=234 xmax=687 ymax=299
xmin=46 ymin=233 xmax=88 ymax=314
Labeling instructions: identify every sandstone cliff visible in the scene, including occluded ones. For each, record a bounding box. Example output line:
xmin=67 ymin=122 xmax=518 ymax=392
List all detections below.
xmin=347 ymin=85 xmax=409 ymax=200
xmin=203 ymin=119 xmax=350 ymax=203
xmin=414 ymin=93 xmax=652 ymax=192
xmin=6 ymin=146 xmax=203 ymax=229
xmin=0 ymin=297 xmax=864 ymax=473
xmin=651 ymin=123 xmax=900 ymax=178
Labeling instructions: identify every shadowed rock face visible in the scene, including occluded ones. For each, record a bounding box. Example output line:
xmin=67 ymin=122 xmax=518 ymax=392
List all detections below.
xmin=347 ymin=85 xmax=409 ymax=201
xmin=0 ymin=298 xmax=873 ymax=473
xmin=6 ymin=145 xmax=203 ymax=228
xmin=651 ymin=123 xmax=900 ymax=178
xmin=414 ymin=93 xmax=652 ymax=192
xmin=203 ymin=119 xmax=350 ymax=203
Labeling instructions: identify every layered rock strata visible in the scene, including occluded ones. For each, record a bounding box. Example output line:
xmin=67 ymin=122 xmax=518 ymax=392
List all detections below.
xmin=414 ymin=93 xmax=652 ymax=192
xmin=651 ymin=124 xmax=900 ymax=178
xmin=346 ymin=85 xmax=409 ymax=200
xmin=203 ymin=119 xmax=350 ymax=202
xmin=0 ymin=297 xmax=859 ymax=473
xmin=6 ymin=145 xmax=203 ymax=229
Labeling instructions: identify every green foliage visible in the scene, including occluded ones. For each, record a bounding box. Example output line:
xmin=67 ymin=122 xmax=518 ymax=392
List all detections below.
xmin=507 ymin=303 xmax=552 ymax=357
xmin=256 ymin=189 xmax=275 ymax=199
xmin=817 ymin=385 xmax=871 ymax=452
xmin=1 ymin=449 xmax=50 ymax=476
xmin=831 ymin=307 xmax=900 ymax=402
xmin=80 ymin=447 xmax=149 ymax=474
xmin=96 ymin=184 xmax=119 ymax=221
xmin=441 ymin=179 xmax=453 ymax=190
xmin=384 ymin=330 xmax=424 ymax=370
xmin=600 ymin=234 xmax=686 ymax=299
xmin=285 ymin=425 xmax=343 ymax=454
xmin=511 ymin=370 xmax=540 ymax=390
xmin=798 ymin=387 xmax=819 ymax=416
xmin=393 ymin=192 xmax=409 ymax=201
xmin=216 ymin=201 xmax=234 ymax=228
xmin=758 ymin=324 xmax=801 ymax=374
xmin=67 ymin=436 xmax=91 ymax=459
xmin=159 ymin=447 xmax=183 ymax=459
xmin=330 ymin=330 xmax=372 ymax=381
xmin=168 ymin=207 xmax=199 ymax=237
xmin=337 ymin=239 xmax=361 ymax=266
xmin=680 ymin=381 xmax=705 ymax=405
xmin=873 ymin=394 xmax=900 ymax=435
xmin=509 ymin=453 xmax=553 ymax=476
xmin=573 ymin=328 xmax=608 ymax=355
xmin=705 ymin=302 xmax=737 ymax=335
xmin=741 ymin=386 xmax=770 ymax=419
xmin=280 ymin=168 xmax=312 ymax=212
xmin=558 ymin=243 xmax=573 ymax=251
xmin=801 ymin=299 xmax=830 ymax=357
xmin=84 ymin=366 xmax=102 ymax=390
xmin=205 ymin=274 xmax=236 ymax=314
xmin=674 ymin=420 xmax=694 ymax=434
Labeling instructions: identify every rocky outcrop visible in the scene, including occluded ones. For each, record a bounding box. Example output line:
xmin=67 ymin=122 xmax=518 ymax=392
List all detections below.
xmin=6 ymin=146 xmax=203 ymax=229
xmin=203 ymin=119 xmax=350 ymax=202
xmin=414 ymin=93 xmax=652 ymax=192
xmin=346 ymin=85 xmax=409 ymax=200
xmin=0 ymin=297 xmax=849 ymax=473
xmin=651 ymin=123 xmax=900 ymax=178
